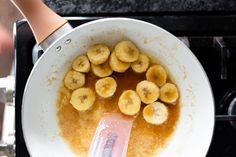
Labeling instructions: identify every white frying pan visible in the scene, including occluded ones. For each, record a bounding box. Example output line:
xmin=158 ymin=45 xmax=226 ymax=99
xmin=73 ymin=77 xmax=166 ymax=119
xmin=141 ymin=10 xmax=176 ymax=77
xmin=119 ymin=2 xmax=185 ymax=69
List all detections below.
xmin=12 ymin=0 xmax=215 ymax=157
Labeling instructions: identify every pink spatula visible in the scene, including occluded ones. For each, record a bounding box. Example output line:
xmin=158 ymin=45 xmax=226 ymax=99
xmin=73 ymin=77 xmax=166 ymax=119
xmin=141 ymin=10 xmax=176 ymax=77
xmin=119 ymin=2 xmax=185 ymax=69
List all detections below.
xmin=88 ymin=113 xmax=134 ymax=157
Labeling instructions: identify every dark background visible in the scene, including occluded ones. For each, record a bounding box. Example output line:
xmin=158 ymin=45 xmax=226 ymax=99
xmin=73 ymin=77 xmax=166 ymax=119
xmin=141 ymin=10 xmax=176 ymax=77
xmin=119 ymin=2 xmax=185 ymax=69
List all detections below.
xmin=44 ymin=0 xmax=236 ymax=15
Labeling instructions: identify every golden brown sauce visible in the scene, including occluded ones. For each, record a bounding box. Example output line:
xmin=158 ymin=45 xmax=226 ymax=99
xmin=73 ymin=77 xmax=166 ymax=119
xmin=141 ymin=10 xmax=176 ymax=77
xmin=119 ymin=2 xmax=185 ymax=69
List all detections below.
xmin=57 ymin=68 xmax=180 ymax=157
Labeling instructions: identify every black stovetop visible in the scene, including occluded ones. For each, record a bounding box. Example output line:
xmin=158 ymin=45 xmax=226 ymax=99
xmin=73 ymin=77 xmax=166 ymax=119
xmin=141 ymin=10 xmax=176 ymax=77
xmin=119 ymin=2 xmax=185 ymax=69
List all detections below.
xmin=14 ymin=15 xmax=236 ymax=157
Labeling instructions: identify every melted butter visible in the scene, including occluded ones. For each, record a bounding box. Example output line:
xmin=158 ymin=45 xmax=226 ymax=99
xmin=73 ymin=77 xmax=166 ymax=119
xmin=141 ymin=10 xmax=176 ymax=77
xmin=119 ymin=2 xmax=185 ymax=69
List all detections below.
xmin=57 ymin=68 xmax=180 ymax=157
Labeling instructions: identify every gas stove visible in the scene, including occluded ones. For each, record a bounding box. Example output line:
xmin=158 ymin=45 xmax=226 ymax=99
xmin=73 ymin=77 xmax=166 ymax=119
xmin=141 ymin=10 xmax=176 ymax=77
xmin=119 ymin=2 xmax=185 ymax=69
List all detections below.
xmin=14 ymin=16 xmax=236 ymax=157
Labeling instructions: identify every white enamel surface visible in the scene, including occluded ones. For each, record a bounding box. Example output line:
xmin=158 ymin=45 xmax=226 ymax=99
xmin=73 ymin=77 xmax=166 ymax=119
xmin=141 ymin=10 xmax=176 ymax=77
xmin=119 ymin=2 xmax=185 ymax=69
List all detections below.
xmin=22 ymin=18 xmax=214 ymax=157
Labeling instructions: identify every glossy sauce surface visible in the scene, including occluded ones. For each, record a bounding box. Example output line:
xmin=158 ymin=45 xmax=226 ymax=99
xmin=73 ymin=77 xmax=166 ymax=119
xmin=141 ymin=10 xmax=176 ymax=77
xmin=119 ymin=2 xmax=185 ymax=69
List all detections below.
xmin=57 ymin=68 xmax=180 ymax=157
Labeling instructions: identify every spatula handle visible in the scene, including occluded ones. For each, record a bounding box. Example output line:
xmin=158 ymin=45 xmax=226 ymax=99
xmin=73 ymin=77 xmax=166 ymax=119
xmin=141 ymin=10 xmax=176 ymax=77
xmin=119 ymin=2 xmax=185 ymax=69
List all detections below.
xmin=11 ymin=0 xmax=68 ymax=44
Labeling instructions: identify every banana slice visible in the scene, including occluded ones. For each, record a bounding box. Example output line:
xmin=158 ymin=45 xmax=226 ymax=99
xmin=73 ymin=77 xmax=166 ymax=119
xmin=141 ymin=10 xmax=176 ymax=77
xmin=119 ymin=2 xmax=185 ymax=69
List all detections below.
xmin=143 ymin=101 xmax=168 ymax=125
xmin=131 ymin=54 xmax=150 ymax=73
xmin=64 ymin=71 xmax=85 ymax=90
xmin=95 ymin=77 xmax=117 ymax=98
xmin=146 ymin=65 xmax=167 ymax=87
xmin=87 ymin=44 xmax=110 ymax=65
xmin=115 ymin=40 xmax=139 ymax=62
xmin=72 ymin=55 xmax=90 ymax=73
xmin=70 ymin=87 xmax=96 ymax=111
xmin=118 ymin=90 xmax=141 ymax=116
xmin=109 ymin=51 xmax=130 ymax=72
xmin=160 ymin=83 xmax=179 ymax=104
xmin=136 ymin=80 xmax=160 ymax=104
xmin=91 ymin=61 xmax=113 ymax=77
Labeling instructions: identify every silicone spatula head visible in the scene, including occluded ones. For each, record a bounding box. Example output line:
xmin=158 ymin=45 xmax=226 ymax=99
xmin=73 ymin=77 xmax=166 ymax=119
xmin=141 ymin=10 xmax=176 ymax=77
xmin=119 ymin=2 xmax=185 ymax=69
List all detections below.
xmin=88 ymin=113 xmax=134 ymax=157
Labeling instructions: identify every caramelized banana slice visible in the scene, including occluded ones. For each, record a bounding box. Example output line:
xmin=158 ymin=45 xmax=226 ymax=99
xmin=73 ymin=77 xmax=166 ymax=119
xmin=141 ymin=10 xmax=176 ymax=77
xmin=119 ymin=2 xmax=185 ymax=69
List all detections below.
xmin=64 ymin=71 xmax=85 ymax=90
xmin=115 ymin=40 xmax=139 ymax=62
xmin=95 ymin=77 xmax=117 ymax=98
xmin=87 ymin=44 xmax=110 ymax=65
xmin=118 ymin=90 xmax=141 ymax=116
xmin=136 ymin=80 xmax=160 ymax=104
xmin=72 ymin=55 xmax=90 ymax=73
xmin=91 ymin=61 xmax=113 ymax=77
xmin=109 ymin=51 xmax=130 ymax=72
xmin=131 ymin=54 xmax=150 ymax=73
xmin=146 ymin=65 xmax=167 ymax=87
xmin=70 ymin=87 xmax=96 ymax=111
xmin=160 ymin=83 xmax=179 ymax=104
xmin=143 ymin=101 xmax=168 ymax=125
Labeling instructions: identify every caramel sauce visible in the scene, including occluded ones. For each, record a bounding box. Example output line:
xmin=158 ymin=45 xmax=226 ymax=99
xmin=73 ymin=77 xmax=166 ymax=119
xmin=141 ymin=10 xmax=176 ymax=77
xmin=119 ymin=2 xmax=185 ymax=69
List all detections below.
xmin=57 ymin=68 xmax=180 ymax=157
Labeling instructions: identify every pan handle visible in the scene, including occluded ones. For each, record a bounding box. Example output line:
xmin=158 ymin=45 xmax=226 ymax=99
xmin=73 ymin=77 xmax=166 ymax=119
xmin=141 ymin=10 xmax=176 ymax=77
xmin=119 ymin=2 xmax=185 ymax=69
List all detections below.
xmin=11 ymin=0 xmax=72 ymax=50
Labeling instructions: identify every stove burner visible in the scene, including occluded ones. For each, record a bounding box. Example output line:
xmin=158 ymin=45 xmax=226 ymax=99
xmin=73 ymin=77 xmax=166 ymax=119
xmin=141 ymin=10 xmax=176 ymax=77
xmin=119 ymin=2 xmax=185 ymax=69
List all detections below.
xmin=228 ymin=97 xmax=236 ymax=129
xmin=219 ymin=88 xmax=236 ymax=129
